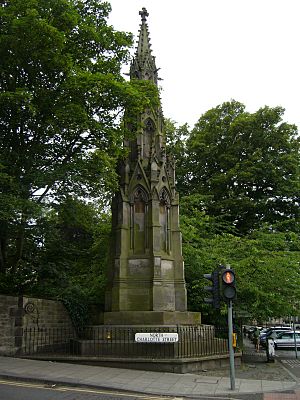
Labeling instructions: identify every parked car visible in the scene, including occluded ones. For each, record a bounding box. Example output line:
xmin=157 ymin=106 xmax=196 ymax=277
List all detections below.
xmin=259 ymin=328 xmax=269 ymax=335
xmin=260 ymin=329 xmax=292 ymax=347
xmin=274 ymin=331 xmax=300 ymax=349
xmin=259 ymin=326 xmax=291 ymax=340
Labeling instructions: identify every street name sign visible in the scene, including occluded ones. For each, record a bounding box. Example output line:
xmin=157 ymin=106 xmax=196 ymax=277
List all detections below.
xmin=135 ymin=332 xmax=178 ymax=343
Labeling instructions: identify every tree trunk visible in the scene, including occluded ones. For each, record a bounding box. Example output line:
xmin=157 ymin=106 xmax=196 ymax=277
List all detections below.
xmin=13 ymin=211 xmax=27 ymax=273
xmin=0 ymin=238 xmax=6 ymax=273
xmin=0 ymin=221 xmax=8 ymax=273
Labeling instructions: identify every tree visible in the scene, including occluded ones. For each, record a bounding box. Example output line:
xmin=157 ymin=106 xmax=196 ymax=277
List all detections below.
xmin=168 ymin=102 xmax=300 ymax=320
xmin=184 ymin=100 xmax=300 ymax=234
xmin=0 ymin=0 xmax=158 ymax=275
xmin=180 ymin=196 xmax=300 ymax=320
xmin=36 ymin=198 xmax=110 ymax=313
xmin=0 ymin=195 xmax=111 ymax=326
xmin=164 ymin=119 xmax=190 ymax=194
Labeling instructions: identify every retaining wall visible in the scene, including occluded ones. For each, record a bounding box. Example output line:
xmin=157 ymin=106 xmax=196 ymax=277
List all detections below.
xmin=0 ymin=295 xmax=74 ymax=356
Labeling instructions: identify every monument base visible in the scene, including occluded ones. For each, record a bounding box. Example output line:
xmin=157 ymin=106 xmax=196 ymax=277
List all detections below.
xmin=29 ymin=353 xmax=242 ymax=374
xmin=103 ymin=311 xmax=201 ymax=325
xmin=22 ymin=322 xmax=238 ymax=374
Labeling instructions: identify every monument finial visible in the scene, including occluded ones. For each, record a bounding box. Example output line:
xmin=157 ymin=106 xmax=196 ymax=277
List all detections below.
xmin=139 ymin=7 xmax=149 ymax=22
xmin=131 ymin=7 xmax=159 ymax=84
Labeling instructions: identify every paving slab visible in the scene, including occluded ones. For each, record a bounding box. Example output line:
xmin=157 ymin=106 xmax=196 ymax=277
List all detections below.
xmin=0 ymin=356 xmax=298 ymax=396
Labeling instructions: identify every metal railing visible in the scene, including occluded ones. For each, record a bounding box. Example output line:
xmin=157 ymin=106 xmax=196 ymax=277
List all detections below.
xmin=23 ymin=326 xmax=75 ymax=355
xmin=22 ymin=325 xmax=229 ymax=359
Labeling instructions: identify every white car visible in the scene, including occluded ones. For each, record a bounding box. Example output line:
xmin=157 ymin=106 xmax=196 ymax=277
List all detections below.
xmin=274 ymin=331 xmax=300 ymax=349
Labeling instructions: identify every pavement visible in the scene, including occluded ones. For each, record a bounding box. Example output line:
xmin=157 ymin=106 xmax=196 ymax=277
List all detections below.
xmin=0 ymin=350 xmax=299 ymax=397
xmin=0 ymin=338 xmax=299 ymax=397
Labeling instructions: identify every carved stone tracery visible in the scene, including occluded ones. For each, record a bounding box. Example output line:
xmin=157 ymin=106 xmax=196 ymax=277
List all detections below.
xmin=104 ymin=9 xmax=192 ymax=320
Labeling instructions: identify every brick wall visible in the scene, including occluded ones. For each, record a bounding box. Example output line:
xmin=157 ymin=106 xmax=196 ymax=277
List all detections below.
xmin=0 ymin=295 xmax=74 ymax=356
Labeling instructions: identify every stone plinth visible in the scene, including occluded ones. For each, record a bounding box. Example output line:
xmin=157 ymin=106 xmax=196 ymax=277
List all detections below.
xmin=103 ymin=311 xmax=201 ymax=325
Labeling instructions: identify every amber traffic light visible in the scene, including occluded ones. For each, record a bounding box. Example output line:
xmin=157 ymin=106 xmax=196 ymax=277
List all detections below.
xmin=221 ymin=269 xmax=236 ymax=301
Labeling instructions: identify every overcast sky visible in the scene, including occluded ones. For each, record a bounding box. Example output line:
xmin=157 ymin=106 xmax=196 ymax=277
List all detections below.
xmin=108 ymin=0 xmax=300 ymax=130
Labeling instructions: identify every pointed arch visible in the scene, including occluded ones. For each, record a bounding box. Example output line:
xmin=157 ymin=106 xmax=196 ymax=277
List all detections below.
xmin=159 ymin=187 xmax=171 ymax=207
xmin=145 ymin=117 xmax=155 ymax=132
xmin=130 ymin=185 xmax=149 ymax=254
xmin=159 ymin=187 xmax=171 ymax=253
xmin=130 ymin=185 xmax=149 ymax=204
xmin=142 ymin=117 xmax=155 ymax=159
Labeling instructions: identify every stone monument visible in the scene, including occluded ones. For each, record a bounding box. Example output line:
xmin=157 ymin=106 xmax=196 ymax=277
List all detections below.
xmin=104 ymin=8 xmax=200 ymax=326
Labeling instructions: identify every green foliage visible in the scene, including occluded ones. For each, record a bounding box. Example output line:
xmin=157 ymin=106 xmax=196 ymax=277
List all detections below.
xmin=31 ymin=198 xmax=110 ymax=306
xmin=0 ymin=4 xmax=298 ymax=328
xmin=184 ymin=100 xmax=300 ymax=233
xmin=164 ymin=119 xmax=190 ymax=192
xmin=182 ymin=211 xmax=300 ymax=320
xmin=171 ymin=101 xmax=300 ymax=321
xmin=0 ymin=195 xmax=111 ymax=329
xmin=59 ymin=285 xmax=90 ymax=330
xmin=0 ymin=0 xmax=159 ymax=275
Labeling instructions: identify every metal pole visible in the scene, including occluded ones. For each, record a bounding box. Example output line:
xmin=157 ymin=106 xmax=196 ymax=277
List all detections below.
xmin=228 ymin=300 xmax=236 ymax=390
xmin=293 ymin=316 xmax=298 ymax=359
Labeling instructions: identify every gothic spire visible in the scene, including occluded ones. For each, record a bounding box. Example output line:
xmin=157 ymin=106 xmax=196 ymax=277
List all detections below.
xmin=130 ymin=8 xmax=159 ymax=85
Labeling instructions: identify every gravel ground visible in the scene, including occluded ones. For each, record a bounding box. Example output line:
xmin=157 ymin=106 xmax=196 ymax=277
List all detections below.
xmin=196 ymin=359 xmax=294 ymax=381
xmin=195 ymin=337 xmax=295 ymax=382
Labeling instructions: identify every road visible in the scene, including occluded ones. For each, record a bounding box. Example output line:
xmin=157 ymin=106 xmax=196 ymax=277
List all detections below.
xmin=3 ymin=379 xmax=293 ymax=400
xmin=0 ymin=379 xmax=167 ymax=400
xmin=0 ymin=379 xmax=273 ymax=400
xmin=276 ymin=349 xmax=300 ymax=379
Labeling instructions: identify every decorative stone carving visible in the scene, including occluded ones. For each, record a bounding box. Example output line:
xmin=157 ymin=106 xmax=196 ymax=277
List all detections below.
xmin=104 ymin=9 xmax=200 ymax=325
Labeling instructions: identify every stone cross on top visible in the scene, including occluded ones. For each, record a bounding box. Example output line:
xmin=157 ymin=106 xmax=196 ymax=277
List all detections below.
xmin=139 ymin=7 xmax=149 ymax=22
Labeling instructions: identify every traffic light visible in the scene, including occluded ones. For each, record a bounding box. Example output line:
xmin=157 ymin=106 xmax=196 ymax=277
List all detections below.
xmin=203 ymin=269 xmax=221 ymax=309
xmin=221 ymin=268 xmax=236 ymax=302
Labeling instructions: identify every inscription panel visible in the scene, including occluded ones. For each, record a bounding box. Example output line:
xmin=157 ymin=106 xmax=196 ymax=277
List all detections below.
xmin=128 ymin=259 xmax=150 ymax=276
xmin=161 ymin=260 xmax=173 ymax=279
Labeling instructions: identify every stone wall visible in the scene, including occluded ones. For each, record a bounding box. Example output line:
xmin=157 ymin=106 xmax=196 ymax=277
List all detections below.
xmin=21 ymin=296 xmax=73 ymax=329
xmin=0 ymin=295 xmax=19 ymax=356
xmin=0 ymin=295 xmax=74 ymax=356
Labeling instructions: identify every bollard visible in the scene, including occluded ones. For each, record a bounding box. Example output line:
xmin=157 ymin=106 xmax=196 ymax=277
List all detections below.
xmin=266 ymin=338 xmax=275 ymax=362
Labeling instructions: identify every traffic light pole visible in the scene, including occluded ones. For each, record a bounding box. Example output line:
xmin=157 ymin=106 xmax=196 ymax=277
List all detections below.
xmin=203 ymin=264 xmax=236 ymax=390
xmin=228 ymin=299 xmax=236 ymax=390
